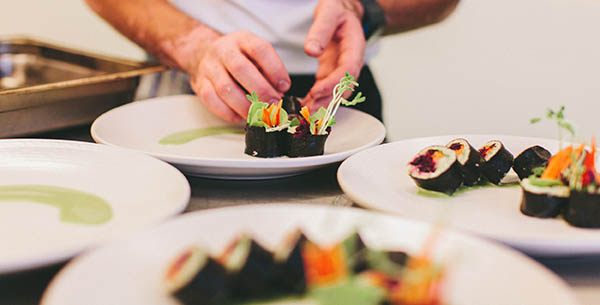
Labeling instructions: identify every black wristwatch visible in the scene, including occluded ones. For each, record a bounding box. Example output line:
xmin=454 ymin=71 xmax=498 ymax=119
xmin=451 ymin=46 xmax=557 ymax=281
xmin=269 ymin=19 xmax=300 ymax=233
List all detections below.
xmin=359 ymin=0 xmax=387 ymax=40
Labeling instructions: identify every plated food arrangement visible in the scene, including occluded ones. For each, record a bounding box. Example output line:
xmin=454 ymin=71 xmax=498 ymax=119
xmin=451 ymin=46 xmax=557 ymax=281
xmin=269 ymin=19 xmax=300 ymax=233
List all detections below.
xmin=41 ymin=204 xmax=579 ymax=305
xmin=91 ymin=94 xmax=385 ymax=179
xmin=166 ymin=230 xmax=444 ymax=305
xmin=338 ymin=135 xmax=600 ymax=256
xmin=244 ymin=73 xmax=365 ymax=158
xmin=407 ymin=136 xmax=600 ymax=229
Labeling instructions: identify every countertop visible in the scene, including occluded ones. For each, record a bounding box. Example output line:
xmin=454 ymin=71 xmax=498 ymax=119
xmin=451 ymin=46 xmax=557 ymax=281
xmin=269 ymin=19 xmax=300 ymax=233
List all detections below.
xmin=1 ymin=125 xmax=600 ymax=305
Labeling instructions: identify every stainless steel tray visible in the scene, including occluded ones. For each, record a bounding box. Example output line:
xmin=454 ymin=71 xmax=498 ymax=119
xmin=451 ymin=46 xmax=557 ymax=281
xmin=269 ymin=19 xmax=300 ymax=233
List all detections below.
xmin=0 ymin=37 xmax=165 ymax=137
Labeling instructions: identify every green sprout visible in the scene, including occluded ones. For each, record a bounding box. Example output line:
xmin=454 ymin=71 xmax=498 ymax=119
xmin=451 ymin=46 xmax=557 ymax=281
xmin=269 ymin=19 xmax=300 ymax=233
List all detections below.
xmin=531 ymin=105 xmax=575 ymax=148
xmin=317 ymin=73 xmax=366 ymax=135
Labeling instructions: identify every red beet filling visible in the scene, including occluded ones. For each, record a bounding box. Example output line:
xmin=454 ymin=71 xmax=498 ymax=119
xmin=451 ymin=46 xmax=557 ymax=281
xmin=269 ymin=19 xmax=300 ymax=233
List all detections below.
xmin=449 ymin=143 xmax=463 ymax=151
xmin=410 ymin=149 xmax=437 ymax=173
xmin=479 ymin=143 xmax=497 ymax=158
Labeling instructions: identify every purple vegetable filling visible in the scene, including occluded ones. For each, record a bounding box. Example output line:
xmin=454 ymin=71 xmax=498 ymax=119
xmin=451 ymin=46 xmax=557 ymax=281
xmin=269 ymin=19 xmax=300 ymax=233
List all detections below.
xmin=410 ymin=150 xmax=437 ymax=173
xmin=292 ymin=116 xmax=330 ymax=138
xmin=479 ymin=143 xmax=497 ymax=158
xmin=449 ymin=143 xmax=463 ymax=151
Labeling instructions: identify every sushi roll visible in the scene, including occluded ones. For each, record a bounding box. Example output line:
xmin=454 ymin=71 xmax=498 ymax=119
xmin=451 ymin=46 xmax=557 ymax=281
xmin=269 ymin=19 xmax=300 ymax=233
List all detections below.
xmin=245 ymin=126 xmax=287 ymax=158
xmin=407 ymin=145 xmax=463 ymax=194
xmin=520 ymin=177 xmax=569 ymax=218
xmin=286 ymin=106 xmax=330 ymax=157
xmin=564 ymin=191 xmax=600 ymax=228
xmin=513 ymin=146 xmax=551 ymax=180
xmin=220 ymin=236 xmax=276 ymax=297
xmin=478 ymin=140 xmax=514 ymax=184
xmin=446 ymin=138 xmax=485 ymax=186
xmin=164 ymin=247 xmax=228 ymax=304
xmin=244 ymin=92 xmax=290 ymax=158
xmin=271 ymin=231 xmax=307 ymax=294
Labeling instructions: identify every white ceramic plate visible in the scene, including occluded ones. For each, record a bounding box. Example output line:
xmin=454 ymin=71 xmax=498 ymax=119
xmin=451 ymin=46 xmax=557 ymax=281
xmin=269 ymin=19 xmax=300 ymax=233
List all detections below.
xmin=338 ymin=134 xmax=600 ymax=256
xmin=0 ymin=139 xmax=190 ymax=274
xmin=91 ymin=95 xmax=385 ymax=179
xmin=41 ymin=204 xmax=578 ymax=305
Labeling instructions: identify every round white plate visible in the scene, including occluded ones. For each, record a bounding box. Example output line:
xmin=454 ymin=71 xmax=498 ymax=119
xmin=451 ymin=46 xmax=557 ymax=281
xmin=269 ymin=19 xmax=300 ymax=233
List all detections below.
xmin=41 ymin=204 xmax=578 ymax=305
xmin=0 ymin=139 xmax=190 ymax=274
xmin=91 ymin=95 xmax=385 ymax=179
xmin=338 ymin=134 xmax=600 ymax=256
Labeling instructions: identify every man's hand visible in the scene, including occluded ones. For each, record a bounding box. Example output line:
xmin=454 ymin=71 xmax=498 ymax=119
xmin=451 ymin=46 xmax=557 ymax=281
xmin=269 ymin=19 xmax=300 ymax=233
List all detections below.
xmin=184 ymin=30 xmax=291 ymax=123
xmin=303 ymin=0 xmax=366 ymax=110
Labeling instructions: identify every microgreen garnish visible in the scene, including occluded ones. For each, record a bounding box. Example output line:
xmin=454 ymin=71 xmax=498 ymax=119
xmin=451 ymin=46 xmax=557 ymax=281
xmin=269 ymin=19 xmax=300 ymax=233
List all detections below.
xmin=246 ymin=92 xmax=289 ymax=128
xmin=531 ymin=105 xmax=575 ymax=148
xmin=317 ymin=73 xmax=366 ymax=135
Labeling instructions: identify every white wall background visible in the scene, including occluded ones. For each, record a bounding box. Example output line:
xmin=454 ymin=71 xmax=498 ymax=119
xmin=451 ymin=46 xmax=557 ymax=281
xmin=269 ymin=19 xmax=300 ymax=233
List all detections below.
xmin=2 ymin=0 xmax=599 ymax=141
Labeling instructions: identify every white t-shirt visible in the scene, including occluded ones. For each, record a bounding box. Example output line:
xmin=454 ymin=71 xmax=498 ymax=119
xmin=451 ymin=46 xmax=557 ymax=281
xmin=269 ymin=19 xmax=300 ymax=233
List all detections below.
xmin=170 ymin=0 xmax=378 ymax=74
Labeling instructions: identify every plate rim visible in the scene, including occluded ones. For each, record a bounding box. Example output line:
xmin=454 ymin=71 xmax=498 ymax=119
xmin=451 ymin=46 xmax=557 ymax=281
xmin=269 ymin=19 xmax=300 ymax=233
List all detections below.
xmin=0 ymin=138 xmax=191 ymax=274
xmin=90 ymin=95 xmax=387 ymax=169
xmin=39 ymin=203 xmax=580 ymax=305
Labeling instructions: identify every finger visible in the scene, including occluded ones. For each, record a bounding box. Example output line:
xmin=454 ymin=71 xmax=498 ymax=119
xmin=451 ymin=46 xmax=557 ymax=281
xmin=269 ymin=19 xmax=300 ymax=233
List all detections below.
xmin=304 ymin=1 xmax=342 ymax=57
xmin=307 ymin=95 xmax=333 ymax=111
xmin=221 ymin=51 xmax=282 ymax=103
xmin=206 ymin=63 xmax=252 ymax=119
xmin=308 ymin=19 xmax=365 ymax=100
xmin=239 ymin=33 xmax=291 ymax=93
xmin=193 ymin=77 xmax=242 ymax=123
xmin=315 ymin=41 xmax=339 ymax=81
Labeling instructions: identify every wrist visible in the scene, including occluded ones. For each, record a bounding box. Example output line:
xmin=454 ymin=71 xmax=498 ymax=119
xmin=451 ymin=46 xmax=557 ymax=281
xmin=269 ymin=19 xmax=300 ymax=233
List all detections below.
xmin=358 ymin=0 xmax=387 ymax=40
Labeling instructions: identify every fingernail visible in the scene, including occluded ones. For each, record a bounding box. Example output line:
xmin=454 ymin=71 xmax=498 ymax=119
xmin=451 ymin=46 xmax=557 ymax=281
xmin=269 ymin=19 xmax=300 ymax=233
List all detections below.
xmin=278 ymin=80 xmax=290 ymax=92
xmin=306 ymin=40 xmax=322 ymax=54
xmin=269 ymin=98 xmax=280 ymax=104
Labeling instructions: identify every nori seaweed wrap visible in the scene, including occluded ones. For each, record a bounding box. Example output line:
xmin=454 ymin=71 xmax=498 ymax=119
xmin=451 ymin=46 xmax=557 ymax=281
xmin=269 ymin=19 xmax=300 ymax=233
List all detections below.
xmin=564 ymin=191 xmax=600 ymax=228
xmin=271 ymin=232 xmax=307 ymax=294
xmin=446 ymin=138 xmax=484 ymax=186
xmin=244 ymin=125 xmax=287 ymax=158
xmin=407 ymin=145 xmax=463 ymax=194
xmin=286 ymin=106 xmax=331 ymax=157
xmin=287 ymin=133 xmax=329 ymax=157
xmin=513 ymin=146 xmax=551 ymax=180
xmin=244 ymin=93 xmax=290 ymax=158
xmin=165 ymin=247 xmax=228 ymax=305
xmin=479 ymin=140 xmax=514 ymax=185
xmin=222 ymin=236 xmax=276 ymax=297
xmin=520 ymin=178 xmax=569 ymax=218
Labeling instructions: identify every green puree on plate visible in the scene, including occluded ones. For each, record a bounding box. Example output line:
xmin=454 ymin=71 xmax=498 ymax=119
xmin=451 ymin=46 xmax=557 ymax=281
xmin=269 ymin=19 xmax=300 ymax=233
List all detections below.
xmin=159 ymin=126 xmax=244 ymax=145
xmin=416 ymin=181 xmax=520 ymax=198
xmin=227 ymin=278 xmax=386 ymax=305
xmin=0 ymin=185 xmax=112 ymax=225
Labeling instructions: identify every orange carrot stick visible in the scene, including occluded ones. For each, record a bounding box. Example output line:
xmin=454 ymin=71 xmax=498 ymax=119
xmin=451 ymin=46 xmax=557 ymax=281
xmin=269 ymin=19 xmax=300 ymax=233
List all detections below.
xmin=541 ymin=146 xmax=573 ymax=179
xmin=262 ymin=108 xmax=272 ymax=127
xmin=300 ymin=106 xmax=311 ymax=122
xmin=273 ymin=100 xmax=282 ymax=126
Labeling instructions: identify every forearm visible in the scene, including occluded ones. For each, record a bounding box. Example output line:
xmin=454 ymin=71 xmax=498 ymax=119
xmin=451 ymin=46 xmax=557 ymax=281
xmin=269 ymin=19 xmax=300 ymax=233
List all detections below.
xmin=377 ymin=0 xmax=460 ymax=34
xmin=85 ymin=0 xmax=220 ymax=71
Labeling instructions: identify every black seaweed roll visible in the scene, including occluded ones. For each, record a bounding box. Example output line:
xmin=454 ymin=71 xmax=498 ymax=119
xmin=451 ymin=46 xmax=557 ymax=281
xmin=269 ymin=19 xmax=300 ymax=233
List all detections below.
xmin=513 ymin=146 xmax=552 ymax=180
xmin=222 ymin=237 xmax=276 ymax=297
xmin=407 ymin=145 xmax=463 ymax=194
xmin=272 ymin=232 xmax=307 ymax=294
xmin=287 ymin=133 xmax=329 ymax=157
xmin=244 ymin=125 xmax=287 ymax=158
xmin=446 ymin=138 xmax=485 ymax=186
xmin=165 ymin=247 xmax=228 ymax=305
xmin=520 ymin=178 xmax=569 ymax=218
xmin=479 ymin=140 xmax=514 ymax=184
xmin=564 ymin=191 xmax=600 ymax=228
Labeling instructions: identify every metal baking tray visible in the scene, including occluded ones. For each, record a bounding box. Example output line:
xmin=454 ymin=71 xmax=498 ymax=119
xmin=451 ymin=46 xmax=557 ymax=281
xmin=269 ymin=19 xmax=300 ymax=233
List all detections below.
xmin=0 ymin=37 xmax=165 ymax=137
